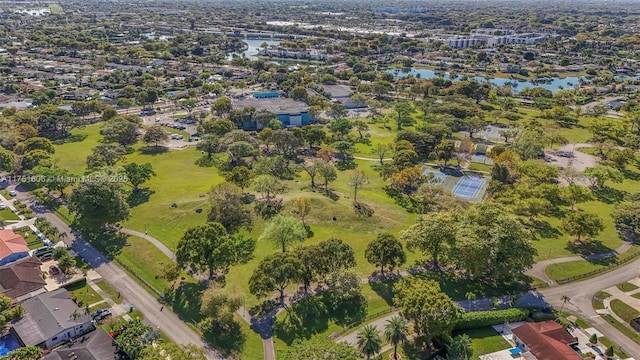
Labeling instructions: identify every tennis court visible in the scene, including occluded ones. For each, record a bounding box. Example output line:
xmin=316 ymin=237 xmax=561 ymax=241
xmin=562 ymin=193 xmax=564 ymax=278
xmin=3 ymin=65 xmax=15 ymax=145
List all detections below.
xmin=422 ymin=169 xmax=446 ymax=185
xmin=452 ymin=176 xmax=485 ymax=198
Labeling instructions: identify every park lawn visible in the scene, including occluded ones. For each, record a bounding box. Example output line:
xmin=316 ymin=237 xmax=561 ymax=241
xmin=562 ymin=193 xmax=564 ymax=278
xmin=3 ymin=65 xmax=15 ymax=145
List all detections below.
xmin=115 ymin=235 xmax=176 ymax=293
xmin=0 ymin=208 xmax=19 ymax=221
xmin=52 ymin=123 xmax=103 ymax=175
xmin=237 ymin=314 xmax=264 ymax=360
xmin=122 ymin=146 xmax=223 ymax=250
xmin=609 ymin=299 xmax=640 ymax=323
xmin=545 ymin=246 xmax=640 ymax=282
xmin=616 ymin=282 xmax=639 ymax=292
xmin=457 ymin=327 xmax=511 ymax=360
xmin=95 ymin=279 xmax=124 ymax=304
xmin=65 ymin=279 xmax=103 ymax=308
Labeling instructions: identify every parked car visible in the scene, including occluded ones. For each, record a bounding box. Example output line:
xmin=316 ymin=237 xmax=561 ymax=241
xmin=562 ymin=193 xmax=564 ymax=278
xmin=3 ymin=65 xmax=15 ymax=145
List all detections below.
xmin=91 ymin=308 xmax=112 ymax=321
xmin=48 ymin=265 xmax=60 ymax=275
xmin=8 ymin=190 xmax=17 ymax=196
xmin=38 ymin=253 xmax=53 ymax=262
xmin=0 ymin=204 xmax=5 ymax=210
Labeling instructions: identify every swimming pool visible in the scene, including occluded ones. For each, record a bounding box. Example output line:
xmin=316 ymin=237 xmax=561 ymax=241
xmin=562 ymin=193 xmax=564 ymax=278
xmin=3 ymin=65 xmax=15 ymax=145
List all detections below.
xmin=0 ymin=333 xmax=21 ymax=356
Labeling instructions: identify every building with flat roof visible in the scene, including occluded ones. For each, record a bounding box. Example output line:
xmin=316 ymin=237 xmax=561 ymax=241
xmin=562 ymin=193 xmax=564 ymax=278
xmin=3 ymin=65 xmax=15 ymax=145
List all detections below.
xmin=233 ymin=96 xmax=313 ymax=129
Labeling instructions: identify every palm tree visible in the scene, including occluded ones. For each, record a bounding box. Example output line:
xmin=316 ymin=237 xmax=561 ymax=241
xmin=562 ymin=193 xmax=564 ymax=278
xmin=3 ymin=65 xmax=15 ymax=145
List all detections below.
xmin=465 ymin=292 xmax=476 ymax=312
xmin=448 ymin=334 xmax=473 ymax=360
xmin=560 ymin=295 xmax=571 ymax=312
xmin=357 ymin=324 xmax=382 ymax=360
xmin=385 ymin=317 xmax=408 ymax=360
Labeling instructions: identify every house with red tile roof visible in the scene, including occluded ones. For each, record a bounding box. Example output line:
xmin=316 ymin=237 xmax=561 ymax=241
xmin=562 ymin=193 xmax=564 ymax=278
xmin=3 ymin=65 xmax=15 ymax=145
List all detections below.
xmin=512 ymin=321 xmax=581 ymax=360
xmin=0 ymin=230 xmax=30 ymax=266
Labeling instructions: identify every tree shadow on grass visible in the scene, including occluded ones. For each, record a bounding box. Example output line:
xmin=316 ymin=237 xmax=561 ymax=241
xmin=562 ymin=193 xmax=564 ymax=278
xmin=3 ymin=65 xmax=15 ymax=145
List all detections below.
xmin=369 ymin=277 xmax=399 ymax=307
xmin=127 ymin=188 xmax=154 ymax=207
xmin=565 ymin=239 xmax=614 ymax=256
xmin=622 ymin=169 xmax=640 ymax=181
xmin=202 ymin=320 xmax=246 ymax=357
xmin=411 ymin=271 xmax=531 ymax=300
xmin=139 ymin=146 xmax=169 ymax=155
xmin=592 ymin=187 xmax=627 ymax=204
xmin=527 ymin=219 xmax=562 ymax=239
xmin=83 ymin=228 xmax=127 ymax=257
xmin=273 ymin=292 xmax=366 ymax=345
xmin=171 ymin=282 xmax=206 ymax=324
xmin=51 ymin=133 xmax=88 ymax=144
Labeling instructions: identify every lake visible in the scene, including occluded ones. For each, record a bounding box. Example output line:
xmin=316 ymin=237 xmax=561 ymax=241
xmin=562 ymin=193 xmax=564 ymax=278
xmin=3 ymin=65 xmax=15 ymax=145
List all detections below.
xmin=228 ymin=39 xmax=281 ymax=61
xmin=388 ymin=68 xmax=586 ymax=93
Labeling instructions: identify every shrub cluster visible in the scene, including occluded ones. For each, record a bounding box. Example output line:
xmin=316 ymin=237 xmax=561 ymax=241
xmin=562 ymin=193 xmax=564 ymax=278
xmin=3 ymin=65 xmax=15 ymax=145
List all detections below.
xmin=454 ymin=308 xmax=530 ymax=330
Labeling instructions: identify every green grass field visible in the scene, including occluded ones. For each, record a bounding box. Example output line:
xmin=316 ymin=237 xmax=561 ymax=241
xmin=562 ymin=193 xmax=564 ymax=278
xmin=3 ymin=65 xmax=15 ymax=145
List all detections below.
xmin=610 ymin=299 xmax=640 ymax=323
xmin=95 ymin=279 xmax=124 ymax=304
xmin=460 ymin=327 xmax=511 ymax=360
xmin=0 ymin=208 xmax=19 ymax=221
xmin=616 ymin=282 xmax=639 ymax=293
xmin=65 ymin=279 xmax=103 ymax=308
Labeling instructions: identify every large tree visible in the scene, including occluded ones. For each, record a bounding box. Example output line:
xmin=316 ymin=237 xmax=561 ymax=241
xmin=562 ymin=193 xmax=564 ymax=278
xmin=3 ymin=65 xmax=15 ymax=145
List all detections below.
xmin=143 ymin=125 xmax=169 ymax=148
xmin=0 ymin=146 xmax=15 ymax=172
xmin=5 ymin=347 xmax=42 ymax=360
xmin=449 ymin=203 xmax=537 ymax=282
xmin=348 ymin=170 xmax=369 ymax=203
xmin=259 ymin=215 xmax=307 ymax=252
xmin=196 ymin=134 xmax=220 ymax=158
xmin=141 ymin=343 xmax=206 ymax=360
xmin=86 ymin=143 xmax=128 ymax=169
xmin=176 ymin=223 xmax=256 ymax=279
xmin=318 ymin=160 xmax=337 ymax=196
xmin=1 ymin=294 xmax=23 ymax=332
xmin=393 ymin=278 xmax=462 ymax=347
xmin=249 ymin=251 xmax=303 ymax=301
xmin=207 ymin=182 xmax=253 ymax=233
xmin=68 ymin=174 xmax=130 ymax=229
xmin=123 ymin=163 xmax=156 ymax=192
xmin=562 ymin=211 xmax=604 ymax=242
xmin=365 ymin=233 xmax=406 ymax=275
xmin=612 ymin=201 xmax=640 ymax=239
xmin=402 ymin=211 xmax=457 ymax=268
xmin=115 ymin=318 xmax=159 ymax=360
xmin=317 ymin=238 xmax=356 ymax=276
xmin=101 ymin=119 xmax=139 ymax=146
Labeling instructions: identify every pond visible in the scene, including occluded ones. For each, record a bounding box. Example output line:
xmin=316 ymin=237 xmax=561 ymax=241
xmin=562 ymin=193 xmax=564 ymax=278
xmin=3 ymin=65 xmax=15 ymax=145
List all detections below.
xmin=227 ymin=39 xmax=281 ymax=61
xmin=387 ymin=68 xmax=587 ymax=93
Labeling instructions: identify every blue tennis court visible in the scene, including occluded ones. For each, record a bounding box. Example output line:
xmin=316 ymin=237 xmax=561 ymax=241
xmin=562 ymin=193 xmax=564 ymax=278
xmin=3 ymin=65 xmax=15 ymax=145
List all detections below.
xmin=422 ymin=169 xmax=446 ymax=185
xmin=452 ymin=176 xmax=485 ymax=198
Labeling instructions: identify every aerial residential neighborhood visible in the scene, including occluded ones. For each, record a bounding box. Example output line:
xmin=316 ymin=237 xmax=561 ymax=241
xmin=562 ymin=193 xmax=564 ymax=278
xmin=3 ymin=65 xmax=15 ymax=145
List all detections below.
xmin=0 ymin=0 xmax=640 ymax=359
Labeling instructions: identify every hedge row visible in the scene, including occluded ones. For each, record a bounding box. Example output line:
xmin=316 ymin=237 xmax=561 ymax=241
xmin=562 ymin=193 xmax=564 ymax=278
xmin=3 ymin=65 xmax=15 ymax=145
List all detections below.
xmin=454 ymin=308 xmax=530 ymax=330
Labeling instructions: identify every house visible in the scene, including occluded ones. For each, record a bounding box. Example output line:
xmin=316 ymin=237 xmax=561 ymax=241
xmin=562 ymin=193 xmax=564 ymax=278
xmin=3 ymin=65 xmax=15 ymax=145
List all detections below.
xmin=0 ymin=230 xmax=30 ymax=266
xmin=511 ymin=321 xmax=581 ymax=360
xmin=41 ymin=328 xmax=118 ymax=360
xmin=0 ymin=256 xmax=46 ymax=302
xmin=11 ymin=288 xmax=94 ymax=349
xmin=233 ymin=96 xmax=313 ymax=129
xmin=320 ymin=84 xmax=366 ymax=109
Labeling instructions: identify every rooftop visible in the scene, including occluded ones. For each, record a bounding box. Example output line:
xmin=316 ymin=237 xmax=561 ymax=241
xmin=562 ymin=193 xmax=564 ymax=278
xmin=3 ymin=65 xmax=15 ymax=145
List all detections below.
xmin=42 ymin=328 xmax=118 ymax=360
xmin=512 ymin=321 xmax=580 ymax=360
xmin=12 ymin=288 xmax=91 ymax=346
xmin=0 ymin=230 xmax=30 ymax=260
xmin=0 ymin=256 xmax=46 ymax=300
xmin=233 ymin=97 xmax=309 ymax=115
xmin=320 ymin=84 xmax=353 ymax=98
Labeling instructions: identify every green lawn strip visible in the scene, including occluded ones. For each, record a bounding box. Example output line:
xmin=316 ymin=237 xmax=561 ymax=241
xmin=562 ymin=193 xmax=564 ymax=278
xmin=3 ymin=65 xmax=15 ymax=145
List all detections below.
xmin=616 ymin=282 xmax=639 ymax=292
xmin=64 ymin=279 xmax=103 ymax=308
xmin=609 ymin=299 xmax=640 ymax=323
xmin=592 ymin=291 xmax=611 ymax=310
xmin=13 ymin=226 xmax=42 ymax=249
xmin=114 ymin=235 xmax=175 ymax=293
xmin=54 ymin=205 xmax=75 ymax=226
xmin=0 ymin=189 xmax=10 ymax=198
xmin=598 ymin=336 xmax=631 ymax=359
xmin=237 ymin=314 xmax=264 ymax=360
xmin=600 ymin=314 xmax=640 ymax=347
xmin=455 ymin=327 xmax=511 ymax=360
xmin=95 ymin=279 xmax=124 ymax=304
xmin=545 ymin=246 xmax=640 ymax=283
xmin=0 ymin=208 xmax=20 ymax=221
xmin=576 ymin=147 xmax=600 ymax=156
xmin=631 ymin=292 xmax=640 ymax=300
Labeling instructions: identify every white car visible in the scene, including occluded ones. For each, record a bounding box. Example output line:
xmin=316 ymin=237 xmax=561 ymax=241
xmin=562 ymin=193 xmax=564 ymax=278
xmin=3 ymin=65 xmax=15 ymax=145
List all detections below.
xmin=8 ymin=190 xmax=17 ymax=197
xmin=0 ymin=204 xmax=6 ymax=210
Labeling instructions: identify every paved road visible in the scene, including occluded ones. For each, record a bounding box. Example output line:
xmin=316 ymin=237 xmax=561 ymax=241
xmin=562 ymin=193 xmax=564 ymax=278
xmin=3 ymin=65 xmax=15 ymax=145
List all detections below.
xmin=526 ymin=241 xmax=633 ymax=285
xmin=541 ymin=257 xmax=640 ymax=357
xmin=8 ymin=186 xmax=223 ymax=359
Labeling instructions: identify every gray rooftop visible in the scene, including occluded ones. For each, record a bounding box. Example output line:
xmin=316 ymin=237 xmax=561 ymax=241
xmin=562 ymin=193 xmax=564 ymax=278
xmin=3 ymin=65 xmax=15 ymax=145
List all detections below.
xmin=42 ymin=328 xmax=117 ymax=360
xmin=12 ymin=288 xmax=91 ymax=346
xmin=233 ymin=97 xmax=309 ymax=115
xmin=320 ymin=84 xmax=353 ymax=98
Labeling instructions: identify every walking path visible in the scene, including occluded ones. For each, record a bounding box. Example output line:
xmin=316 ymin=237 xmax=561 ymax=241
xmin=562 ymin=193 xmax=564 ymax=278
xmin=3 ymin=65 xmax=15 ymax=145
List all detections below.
xmin=118 ymin=228 xmax=175 ymax=260
xmin=4 ymin=186 xmax=223 ymax=360
xmin=526 ymin=241 xmax=634 ymax=286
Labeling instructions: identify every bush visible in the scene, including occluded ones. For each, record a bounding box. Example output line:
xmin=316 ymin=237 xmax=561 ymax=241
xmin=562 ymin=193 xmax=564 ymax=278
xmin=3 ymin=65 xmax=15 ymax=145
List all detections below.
xmin=454 ymin=308 xmax=530 ymax=330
